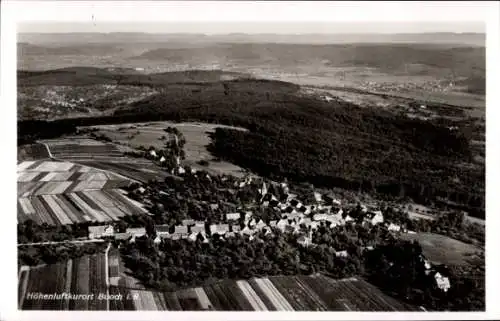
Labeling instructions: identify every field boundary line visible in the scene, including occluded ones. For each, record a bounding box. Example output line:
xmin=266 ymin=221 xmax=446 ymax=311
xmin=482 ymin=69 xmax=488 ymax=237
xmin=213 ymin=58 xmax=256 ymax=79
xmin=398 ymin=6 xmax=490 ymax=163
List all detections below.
xmin=41 ymin=142 xmax=54 ymax=159
xmin=18 ymin=239 xmax=104 ymax=246
xmin=104 ymin=242 xmax=111 ymax=311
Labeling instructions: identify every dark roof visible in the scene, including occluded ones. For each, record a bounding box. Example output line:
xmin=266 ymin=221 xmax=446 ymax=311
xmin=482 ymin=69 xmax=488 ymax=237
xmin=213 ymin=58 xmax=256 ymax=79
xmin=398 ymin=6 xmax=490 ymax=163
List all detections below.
xmin=156 ymin=225 xmax=170 ymax=233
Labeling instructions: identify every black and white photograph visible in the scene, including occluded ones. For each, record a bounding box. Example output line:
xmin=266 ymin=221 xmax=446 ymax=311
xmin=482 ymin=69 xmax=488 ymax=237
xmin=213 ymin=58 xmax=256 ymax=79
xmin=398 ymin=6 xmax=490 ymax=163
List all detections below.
xmin=1 ymin=1 xmax=499 ymax=319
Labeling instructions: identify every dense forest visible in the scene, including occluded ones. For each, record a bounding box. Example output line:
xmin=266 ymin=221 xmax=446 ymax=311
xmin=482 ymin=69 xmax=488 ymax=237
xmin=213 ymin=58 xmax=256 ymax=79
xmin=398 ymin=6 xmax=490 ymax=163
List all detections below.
xmin=17 ymin=76 xmax=484 ymax=217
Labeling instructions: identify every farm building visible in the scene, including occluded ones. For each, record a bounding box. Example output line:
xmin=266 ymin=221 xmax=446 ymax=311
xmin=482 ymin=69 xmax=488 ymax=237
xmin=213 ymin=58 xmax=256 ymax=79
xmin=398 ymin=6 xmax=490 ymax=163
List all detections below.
xmin=126 ymin=228 xmax=146 ymax=237
xmin=387 ymin=223 xmax=401 ymax=232
xmin=226 ymin=212 xmax=241 ymax=221
xmin=313 ymin=213 xmax=329 ymax=221
xmin=114 ymin=232 xmax=131 ymax=241
xmin=231 ymin=225 xmax=241 ymax=233
xmin=255 ymin=219 xmax=267 ymax=230
xmin=335 ymin=250 xmax=349 ymax=258
xmin=188 ymin=232 xmax=200 ymax=242
xmin=182 ymin=219 xmax=195 ymax=226
xmin=156 ymin=225 xmax=170 ymax=236
xmin=310 ymin=221 xmax=320 ymax=230
xmin=190 ymin=223 xmax=206 ymax=234
xmin=174 ymin=225 xmax=188 ymax=235
xmin=88 ymin=225 xmax=114 ymax=239
xmin=433 ymin=272 xmax=451 ymax=292
xmin=344 ymin=215 xmax=354 ymax=223
xmin=276 ymin=219 xmax=289 ymax=231
xmin=209 ymin=224 xmax=229 ymax=235
xmin=367 ymin=211 xmax=384 ymax=225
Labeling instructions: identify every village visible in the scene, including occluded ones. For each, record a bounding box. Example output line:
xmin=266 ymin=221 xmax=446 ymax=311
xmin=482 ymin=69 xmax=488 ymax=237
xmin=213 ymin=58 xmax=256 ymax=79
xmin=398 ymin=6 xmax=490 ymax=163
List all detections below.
xmin=87 ymin=162 xmax=451 ymax=293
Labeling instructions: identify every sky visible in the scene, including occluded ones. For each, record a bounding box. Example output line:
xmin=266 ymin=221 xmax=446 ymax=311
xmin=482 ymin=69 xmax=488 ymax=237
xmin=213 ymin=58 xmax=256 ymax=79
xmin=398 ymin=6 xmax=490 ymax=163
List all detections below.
xmin=18 ymin=21 xmax=486 ymax=35
xmin=11 ymin=1 xmax=491 ymax=34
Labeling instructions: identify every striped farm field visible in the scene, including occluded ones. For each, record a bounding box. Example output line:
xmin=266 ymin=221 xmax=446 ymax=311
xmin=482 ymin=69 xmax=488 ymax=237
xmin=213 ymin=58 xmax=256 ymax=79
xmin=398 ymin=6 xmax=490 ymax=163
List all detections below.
xmin=19 ymin=253 xmax=108 ymax=311
xmin=17 ymin=160 xmax=148 ymax=226
xmin=100 ymin=274 xmax=420 ymax=311
xmin=41 ymin=138 xmax=124 ymax=159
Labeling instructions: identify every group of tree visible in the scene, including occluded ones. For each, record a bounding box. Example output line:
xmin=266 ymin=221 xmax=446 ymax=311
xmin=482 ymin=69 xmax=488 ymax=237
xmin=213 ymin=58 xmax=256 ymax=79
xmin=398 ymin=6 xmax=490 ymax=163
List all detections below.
xmin=18 ymin=242 xmax=108 ymax=267
xmin=120 ymin=224 xmax=483 ymax=311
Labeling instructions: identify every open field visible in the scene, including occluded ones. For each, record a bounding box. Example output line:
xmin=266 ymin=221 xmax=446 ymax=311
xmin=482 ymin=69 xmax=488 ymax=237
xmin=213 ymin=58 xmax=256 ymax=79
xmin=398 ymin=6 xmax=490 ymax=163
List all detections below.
xmin=17 ymin=160 xmax=148 ymax=225
xmin=87 ymin=121 xmax=248 ymax=177
xmin=400 ymin=232 xmax=483 ymax=266
xmin=18 ymin=253 xmax=108 ymax=310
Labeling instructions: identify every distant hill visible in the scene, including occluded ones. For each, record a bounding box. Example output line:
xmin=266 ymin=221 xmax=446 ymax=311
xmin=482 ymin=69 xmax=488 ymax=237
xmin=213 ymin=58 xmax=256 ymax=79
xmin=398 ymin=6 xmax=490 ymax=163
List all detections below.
xmin=18 ymin=32 xmax=485 ymax=46
xmin=132 ymin=43 xmax=485 ymax=80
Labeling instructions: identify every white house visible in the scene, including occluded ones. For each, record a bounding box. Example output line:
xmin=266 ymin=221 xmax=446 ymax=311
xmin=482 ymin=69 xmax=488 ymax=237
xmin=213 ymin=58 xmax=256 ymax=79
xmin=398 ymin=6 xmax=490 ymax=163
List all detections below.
xmin=188 ymin=232 xmax=199 ymax=242
xmin=156 ymin=225 xmax=170 ymax=236
xmin=210 ymin=224 xmax=229 ymax=235
xmin=174 ymin=225 xmax=188 ymax=235
xmin=114 ymin=232 xmax=131 ymax=241
xmin=310 ymin=221 xmax=320 ymax=230
xmin=434 ymin=272 xmax=451 ymax=292
xmin=299 ymin=217 xmax=312 ymax=226
xmin=387 ymin=223 xmax=401 ymax=232
xmin=276 ymin=219 xmax=288 ymax=231
xmin=153 ymin=235 xmax=162 ymax=244
xmin=314 ymin=192 xmax=322 ymax=203
xmin=269 ymin=220 xmax=277 ymax=227
xmin=226 ymin=213 xmax=241 ymax=221
xmin=313 ymin=213 xmax=329 ymax=221
xmin=149 ymin=150 xmax=157 ymax=158
xmin=178 ymin=166 xmax=186 ymax=174
xmin=88 ymin=225 xmax=114 ymax=239
xmin=137 ymin=187 xmax=146 ymax=194
xmin=255 ymin=219 xmax=267 ymax=230
xmin=335 ymin=250 xmax=348 ymax=257
xmin=190 ymin=223 xmax=205 ymax=234
xmin=160 ymin=156 xmax=166 ymax=163
xmin=126 ymin=227 xmax=146 ymax=237
xmin=368 ymin=211 xmax=384 ymax=225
